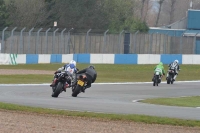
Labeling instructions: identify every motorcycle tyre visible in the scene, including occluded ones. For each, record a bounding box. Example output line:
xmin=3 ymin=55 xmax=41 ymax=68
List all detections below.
xmin=52 ymin=82 xmax=63 ymax=97
xmin=167 ymin=76 xmax=171 ymax=84
xmin=72 ymin=85 xmax=81 ymax=97
xmin=153 ymin=76 xmax=156 ymax=86
xmin=156 ymin=76 xmax=159 ymax=86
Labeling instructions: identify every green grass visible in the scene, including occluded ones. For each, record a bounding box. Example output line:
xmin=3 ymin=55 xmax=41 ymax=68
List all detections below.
xmin=0 ymin=102 xmax=200 ymax=127
xmin=141 ymin=96 xmax=200 ymax=107
xmin=0 ymin=64 xmax=200 ymax=83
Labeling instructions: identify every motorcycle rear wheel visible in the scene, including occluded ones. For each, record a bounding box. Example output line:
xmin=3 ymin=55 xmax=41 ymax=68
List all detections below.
xmin=72 ymin=85 xmax=81 ymax=97
xmin=167 ymin=76 xmax=171 ymax=84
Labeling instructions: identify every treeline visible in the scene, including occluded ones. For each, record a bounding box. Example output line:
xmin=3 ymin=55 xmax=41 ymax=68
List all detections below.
xmin=0 ymin=0 xmax=149 ymax=33
xmin=1 ymin=0 xmax=200 ymax=33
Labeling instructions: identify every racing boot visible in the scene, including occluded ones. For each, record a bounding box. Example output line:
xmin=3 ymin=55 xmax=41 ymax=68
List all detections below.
xmin=152 ymin=76 xmax=154 ymax=81
xmin=166 ymin=73 xmax=169 ymax=80
xmin=50 ymin=78 xmax=57 ymax=87
xmin=63 ymin=83 xmax=69 ymax=92
xmin=81 ymin=84 xmax=91 ymax=93
xmin=173 ymin=75 xmax=177 ymax=81
xmin=81 ymin=87 xmax=86 ymax=93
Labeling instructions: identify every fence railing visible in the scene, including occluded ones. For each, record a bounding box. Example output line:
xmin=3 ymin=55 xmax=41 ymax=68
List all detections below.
xmin=0 ymin=27 xmax=196 ymax=54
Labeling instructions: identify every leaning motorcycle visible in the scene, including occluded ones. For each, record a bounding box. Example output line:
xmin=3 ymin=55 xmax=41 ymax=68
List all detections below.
xmin=153 ymin=71 xmax=161 ymax=86
xmin=71 ymin=74 xmax=87 ymax=97
xmin=51 ymin=71 xmax=69 ymax=97
xmin=166 ymin=69 xmax=175 ymax=84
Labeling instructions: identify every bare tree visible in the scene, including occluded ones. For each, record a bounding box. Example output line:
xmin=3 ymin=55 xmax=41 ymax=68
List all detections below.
xmin=169 ymin=0 xmax=176 ymax=24
xmin=155 ymin=0 xmax=200 ymax=27
xmin=191 ymin=0 xmax=200 ymax=9
xmin=140 ymin=0 xmax=146 ymax=20
xmin=143 ymin=0 xmax=151 ymax=22
xmin=155 ymin=0 xmax=165 ymax=27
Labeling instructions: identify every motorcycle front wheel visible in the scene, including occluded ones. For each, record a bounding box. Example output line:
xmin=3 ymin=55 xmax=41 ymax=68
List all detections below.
xmin=52 ymin=82 xmax=63 ymax=97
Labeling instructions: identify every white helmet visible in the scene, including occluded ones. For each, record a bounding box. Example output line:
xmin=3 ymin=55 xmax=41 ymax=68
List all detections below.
xmin=69 ymin=60 xmax=76 ymax=66
xmin=174 ymin=60 xmax=179 ymax=64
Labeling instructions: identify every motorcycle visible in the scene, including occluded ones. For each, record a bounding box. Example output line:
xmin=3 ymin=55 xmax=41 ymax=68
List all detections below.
xmin=71 ymin=74 xmax=87 ymax=97
xmin=166 ymin=69 xmax=175 ymax=84
xmin=153 ymin=71 xmax=161 ymax=86
xmin=51 ymin=71 xmax=71 ymax=97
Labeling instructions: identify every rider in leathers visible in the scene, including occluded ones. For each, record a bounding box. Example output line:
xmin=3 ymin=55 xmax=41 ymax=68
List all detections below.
xmin=76 ymin=65 xmax=97 ymax=92
xmin=166 ymin=60 xmax=180 ymax=81
xmin=152 ymin=62 xmax=165 ymax=82
xmin=50 ymin=60 xmax=78 ymax=91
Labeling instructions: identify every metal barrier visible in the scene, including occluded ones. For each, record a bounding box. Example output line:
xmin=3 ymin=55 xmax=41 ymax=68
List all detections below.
xmin=0 ymin=27 xmax=196 ymax=54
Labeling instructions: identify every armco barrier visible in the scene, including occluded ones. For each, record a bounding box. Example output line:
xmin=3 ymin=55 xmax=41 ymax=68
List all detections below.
xmin=0 ymin=53 xmax=200 ymax=65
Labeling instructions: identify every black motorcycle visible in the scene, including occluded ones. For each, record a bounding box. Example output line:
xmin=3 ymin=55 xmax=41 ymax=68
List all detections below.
xmin=51 ymin=72 xmax=70 ymax=97
xmin=166 ymin=69 xmax=175 ymax=84
xmin=71 ymin=74 xmax=87 ymax=97
xmin=153 ymin=71 xmax=161 ymax=86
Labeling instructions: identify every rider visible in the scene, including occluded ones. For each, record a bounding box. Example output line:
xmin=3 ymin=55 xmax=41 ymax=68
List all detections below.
xmin=166 ymin=59 xmax=180 ymax=81
xmin=152 ymin=62 xmax=165 ymax=82
xmin=50 ymin=60 xmax=78 ymax=91
xmin=76 ymin=65 xmax=97 ymax=93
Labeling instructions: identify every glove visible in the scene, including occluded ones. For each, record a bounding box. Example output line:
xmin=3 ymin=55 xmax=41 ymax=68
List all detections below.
xmin=76 ymin=68 xmax=79 ymax=73
xmin=54 ymin=70 xmax=60 ymax=74
xmin=54 ymin=71 xmax=58 ymax=74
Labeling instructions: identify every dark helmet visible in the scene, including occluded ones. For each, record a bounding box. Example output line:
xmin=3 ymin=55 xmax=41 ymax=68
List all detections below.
xmin=88 ymin=65 xmax=95 ymax=69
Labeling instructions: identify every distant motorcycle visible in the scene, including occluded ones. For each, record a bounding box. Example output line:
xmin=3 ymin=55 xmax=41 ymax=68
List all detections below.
xmin=166 ymin=69 xmax=175 ymax=84
xmin=152 ymin=71 xmax=161 ymax=86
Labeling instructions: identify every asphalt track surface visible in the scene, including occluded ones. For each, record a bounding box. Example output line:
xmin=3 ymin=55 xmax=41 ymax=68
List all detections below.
xmin=0 ymin=81 xmax=200 ymax=120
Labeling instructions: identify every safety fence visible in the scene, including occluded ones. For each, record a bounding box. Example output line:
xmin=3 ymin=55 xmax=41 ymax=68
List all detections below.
xmin=0 ymin=27 xmax=197 ymax=54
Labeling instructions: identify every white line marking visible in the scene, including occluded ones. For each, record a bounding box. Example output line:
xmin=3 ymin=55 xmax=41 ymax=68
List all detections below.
xmin=196 ymin=107 xmax=200 ymax=109
xmin=132 ymin=99 xmax=144 ymax=103
xmin=0 ymin=80 xmax=199 ymax=86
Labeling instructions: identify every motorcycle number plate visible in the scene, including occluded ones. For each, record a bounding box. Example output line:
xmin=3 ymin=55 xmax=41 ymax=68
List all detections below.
xmin=77 ymin=80 xmax=84 ymax=86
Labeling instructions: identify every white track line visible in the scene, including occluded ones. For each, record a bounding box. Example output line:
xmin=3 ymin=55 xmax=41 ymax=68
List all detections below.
xmin=132 ymin=99 xmax=144 ymax=103
xmin=0 ymin=80 xmax=200 ymax=86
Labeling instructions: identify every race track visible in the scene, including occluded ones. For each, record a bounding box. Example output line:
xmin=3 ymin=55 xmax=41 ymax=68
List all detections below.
xmin=0 ymin=82 xmax=200 ymax=120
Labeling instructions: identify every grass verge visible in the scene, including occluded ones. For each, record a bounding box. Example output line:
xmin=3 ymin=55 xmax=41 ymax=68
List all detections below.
xmin=141 ymin=96 xmax=200 ymax=107
xmin=0 ymin=102 xmax=200 ymax=127
xmin=0 ymin=64 xmax=200 ymax=83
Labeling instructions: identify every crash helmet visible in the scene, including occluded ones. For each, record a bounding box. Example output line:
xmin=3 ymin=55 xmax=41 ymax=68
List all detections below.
xmin=69 ymin=60 xmax=76 ymax=66
xmin=158 ymin=62 xmax=163 ymax=66
xmin=174 ymin=60 xmax=179 ymax=64
xmin=88 ymin=65 xmax=95 ymax=69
